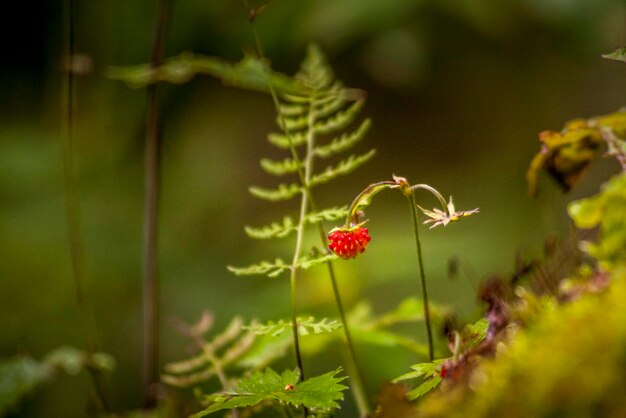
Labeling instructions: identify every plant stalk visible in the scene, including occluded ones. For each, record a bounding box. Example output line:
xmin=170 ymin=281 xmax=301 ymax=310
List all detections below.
xmin=248 ymin=17 xmax=369 ymax=414
xmin=61 ymin=0 xmax=112 ymax=411
xmin=142 ymin=0 xmax=171 ymax=408
xmin=407 ymin=192 xmax=434 ymax=361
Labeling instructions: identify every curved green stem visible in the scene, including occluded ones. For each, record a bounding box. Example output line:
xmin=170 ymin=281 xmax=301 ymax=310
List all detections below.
xmin=407 ymin=192 xmax=434 ymax=361
xmin=411 ymin=184 xmax=450 ymax=216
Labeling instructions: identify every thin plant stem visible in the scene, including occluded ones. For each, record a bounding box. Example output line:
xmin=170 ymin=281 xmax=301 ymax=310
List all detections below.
xmin=247 ymin=13 xmax=370 ymax=414
xmin=61 ymin=0 xmax=112 ymax=411
xmin=407 ymin=192 xmax=434 ymax=361
xmin=142 ymin=0 xmax=172 ymax=408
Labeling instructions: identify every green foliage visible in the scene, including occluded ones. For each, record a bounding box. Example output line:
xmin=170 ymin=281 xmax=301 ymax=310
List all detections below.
xmin=162 ymin=316 xmax=279 ymax=388
xmin=228 ymin=43 xmax=374 ymax=277
xmin=602 ymin=47 xmax=626 ymax=63
xmin=0 ymin=347 xmax=114 ymax=416
xmin=416 ymin=272 xmax=626 ymax=418
xmin=227 ymin=254 xmax=338 ymax=278
xmin=244 ymin=317 xmax=342 ymax=337
xmin=108 ymin=53 xmax=304 ymax=94
xmin=568 ymin=172 xmax=626 ymax=270
xmin=527 ymin=110 xmax=626 ymax=194
xmin=0 ymin=357 xmax=49 ymax=416
xmin=191 ymin=368 xmax=347 ymax=417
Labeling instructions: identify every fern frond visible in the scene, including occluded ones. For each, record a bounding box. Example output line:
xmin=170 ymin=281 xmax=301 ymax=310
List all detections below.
xmin=295 ymin=254 xmax=339 ymax=270
xmin=305 ymin=206 xmax=349 ymax=224
xmin=108 ymin=53 xmax=305 ymax=95
xmin=314 ymin=100 xmax=365 ymax=135
xmin=260 ymin=157 xmax=302 ymax=176
xmin=315 ymin=119 xmax=372 ymax=158
xmin=267 ymin=131 xmax=308 ymax=149
xmin=244 ymin=317 xmax=342 ymax=337
xmin=278 ymin=102 xmax=308 ymax=117
xmin=309 ymin=150 xmax=376 ymax=187
xmin=249 ymin=183 xmax=301 ymax=201
xmin=162 ymin=367 xmax=217 ymax=388
xmin=227 ymin=259 xmax=289 ymax=278
xmin=244 ymin=217 xmax=296 ymax=240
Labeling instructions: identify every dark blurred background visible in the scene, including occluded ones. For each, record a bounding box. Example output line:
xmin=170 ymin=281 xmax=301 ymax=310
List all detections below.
xmin=1 ymin=0 xmax=626 ymax=416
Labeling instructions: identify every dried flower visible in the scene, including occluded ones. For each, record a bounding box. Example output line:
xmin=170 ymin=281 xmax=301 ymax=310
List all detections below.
xmin=418 ymin=197 xmax=479 ymax=229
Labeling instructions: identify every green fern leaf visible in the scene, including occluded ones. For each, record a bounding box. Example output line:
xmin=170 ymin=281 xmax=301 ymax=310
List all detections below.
xmin=602 ymin=47 xmax=626 ymax=63
xmin=192 ymin=368 xmax=347 ymax=417
xmin=305 ymin=206 xmax=349 ymax=224
xmin=108 ymin=53 xmax=304 ymax=95
xmin=295 ymin=254 xmax=339 ymax=270
xmin=299 ymin=44 xmax=335 ymax=90
xmin=309 ymin=150 xmax=376 ymax=187
xmin=314 ymin=119 xmax=372 ymax=158
xmin=244 ymin=317 xmax=342 ymax=337
xmin=314 ymin=100 xmax=365 ymax=135
xmin=407 ymin=375 xmax=442 ymax=400
xmin=227 ymin=259 xmax=289 ymax=277
xmin=249 ymin=183 xmax=301 ymax=201
xmin=267 ymin=131 xmax=308 ymax=149
xmin=392 ymin=360 xmax=446 ymax=383
xmin=260 ymin=158 xmax=302 ymax=176
xmin=245 ymin=217 xmax=296 ymax=240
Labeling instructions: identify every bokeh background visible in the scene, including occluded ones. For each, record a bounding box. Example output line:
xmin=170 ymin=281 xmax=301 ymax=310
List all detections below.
xmin=2 ymin=0 xmax=626 ymax=416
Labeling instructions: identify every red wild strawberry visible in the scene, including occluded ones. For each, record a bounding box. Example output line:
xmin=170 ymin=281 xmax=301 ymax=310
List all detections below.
xmin=328 ymin=226 xmax=371 ymax=259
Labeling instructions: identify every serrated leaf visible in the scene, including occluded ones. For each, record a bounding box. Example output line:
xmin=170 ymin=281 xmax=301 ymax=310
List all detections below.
xmin=295 ymin=254 xmax=339 ymax=270
xmin=267 ymin=131 xmax=308 ymax=149
xmin=298 ymin=44 xmax=335 ymax=91
xmin=245 ymin=217 xmax=296 ymax=240
xmin=407 ymin=375 xmax=442 ymax=400
xmin=249 ymin=183 xmax=301 ymax=201
xmin=602 ymin=47 xmax=626 ymax=63
xmin=193 ymin=368 xmax=347 ymax=416
xmin=392 ymin=360 xmax=445 ymax=383
xmin=108 ymin=53 xmax=304 ymax=95
xmin=314 ymin=100 xmax=365 ymax=135
xmin=309 ymin=150 xmax=376 ymax=187
xmin=227 ymin=259 xmax=289 ymax=278
xmin=305 ymin=206 xmax=349 ymax=224
xmin=259 ymin=157 xmax=302 ymax=176
xmin=315 ymin=119 xmax=372 ymax=158
xmin=244 ymin=317 xmax=342 ymax=337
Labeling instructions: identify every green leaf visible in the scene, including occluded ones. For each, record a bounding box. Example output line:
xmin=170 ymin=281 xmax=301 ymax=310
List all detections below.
xmin=108 ymin=53 xmax=304 ymax=94
xmin=298 ymin=44 xmax=335 ymax=91
xmin=249 ymin=183 xmax=301 ymax=201
xmin=568 ymin=172 xmax=626 ymax=269
xmin=260 ymin=157 xmax=302 ymax=176
xmin=314 ymin=101 xmax=365 ymax=135
xmin=295 ymin=254 xmax=339 ymax=270
xmin=227 ymin=259 xmax=289 ymax=278
xmin=305 ymin=206 xmax=349 ymax=224
xmin=392 ymin=360 xmax=445 ymax=383
xmin=244 ymin=217 xmax=296 ymax=240
xmin=267 ymin=131 xmax=308 ymax=149
xmin=193 ymin=368 xmax=347 ymax=416
xmin=0 ymin=357 xmax=49 ymax=415
xmin=309 ymin=150 xmax=376 ymax=187
xmin=315 ymin=119 xmax=372 ymax=158
xmin=244 ymin=317 xmax=342 ymax=337
xmin=602 ymin=47 xmax=626 ymax=63
xmin=407 ymin=375 xmax=442 ymax=400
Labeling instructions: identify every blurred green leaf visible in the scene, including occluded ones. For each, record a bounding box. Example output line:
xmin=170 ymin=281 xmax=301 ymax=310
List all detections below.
xmin=108 ymin=53 xmax=305 ymax=94
xmin=602 ymin=47 xmax=626 ymax=63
